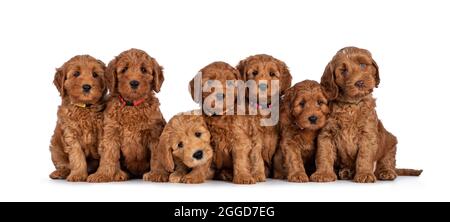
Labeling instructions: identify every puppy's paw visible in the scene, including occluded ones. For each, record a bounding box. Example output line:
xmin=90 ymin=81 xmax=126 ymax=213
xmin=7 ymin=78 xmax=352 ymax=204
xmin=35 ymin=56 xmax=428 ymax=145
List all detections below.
xmin=353 ymin=172 xmax=377 ymax=183
xmin=376 ymin=169 xmax=397 ymax=181
xmin=49 ymin=169 xmax=70 ymax=179
xmin=87 ymin=172 xmax=114 ymax=183
xmin=143 ymin=171 xmax=169 ymax=182
xmin=169 ymin=173 xmax=184 ymax=183
xmin=287 ymin=172 xmax=309 ymax=183
xmin=113 ymin=170 xmax=129 ymax=181
xmin=216 ymin=169 xmax=233 ymax=181
xmin=253 ymin=174 xmax=266 ymax=183
xmin=182 ymin=175 xmax=205 ymax=184
xmin=233 ymin=173 xmax=256 ymax=184
xmin=67 ymin=172 xmax=87 ymax=182
xmin=338 ymin=168 xmax=355 ymax=180
xmin=310 ymin=171 xmax=337 ymax=182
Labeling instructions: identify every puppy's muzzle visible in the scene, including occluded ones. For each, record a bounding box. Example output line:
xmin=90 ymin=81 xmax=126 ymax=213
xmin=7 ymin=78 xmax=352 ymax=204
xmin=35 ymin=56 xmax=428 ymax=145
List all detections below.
xmin=129 ymin=80 xmax=140 ymax=89
xmin=193 ymin=150 xmax=203 ymax=160
xmin=308 ymin=115 xmax=318 ymax=124
xmin=82 ymin=84 xmax=92 ymax=93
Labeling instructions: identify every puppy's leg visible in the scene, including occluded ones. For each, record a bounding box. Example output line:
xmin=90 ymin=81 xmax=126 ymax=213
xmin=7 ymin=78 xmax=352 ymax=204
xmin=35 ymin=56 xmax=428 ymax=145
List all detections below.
xmin=250 ymin=136 xmax=266 ymax=182
xmin=353 ymin=132 xmax=377 ymax=183
xmin=310 ymin=130 xmax=337 ymax=182
xmin=87 ymin=124 xmax=128 ymax=182
xmin=49 ymin=132 xmax=70 ymax=179
xmin=282 ymin=140 xmax=308 ymax=183
xmin=375 ymin=133 xmax=398 ymax=180
xmin=182 ymin=163 xmax=211 ymax=184
xmin=169 ymin=165 xmax=188 ymax=183
xmin=272 ymin=148 xmax=285 ymax=179
xmin=143 ymin=133 xmax=169 ymax=182
xmin=62 ymin=129 xmax=88 ymax=182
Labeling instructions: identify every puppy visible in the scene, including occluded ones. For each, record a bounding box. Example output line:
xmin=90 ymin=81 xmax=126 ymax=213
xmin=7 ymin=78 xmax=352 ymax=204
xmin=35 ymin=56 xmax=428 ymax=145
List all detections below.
xmin=188 ymin=62 xmax=265 ymax=184
xmin=310 ymin=46 xmax=422 ymax=183
xmin=236 ymin=54 xmax=292 ymax=176
xmin=87 ymin=49 xmax=166 ymax=182
xmin=272 ymin=80 xmax=329 ymax=182
xmin=147 ymin=111 xmax=214 ymax=183
xmin=49 ymin=55 xmax=107 ymax=182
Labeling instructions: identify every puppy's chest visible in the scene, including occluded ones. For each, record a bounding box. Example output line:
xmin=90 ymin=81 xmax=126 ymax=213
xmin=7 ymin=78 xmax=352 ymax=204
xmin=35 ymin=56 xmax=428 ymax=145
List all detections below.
xmin=63 ymin=108 xmax=102 ymax=146
xmin=117 ymin=105 xmax=162 ymax=131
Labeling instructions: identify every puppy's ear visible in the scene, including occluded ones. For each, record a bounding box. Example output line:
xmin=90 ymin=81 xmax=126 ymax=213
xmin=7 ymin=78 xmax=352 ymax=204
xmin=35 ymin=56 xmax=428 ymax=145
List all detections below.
xmin=275 ymin=59 xmax=292 ymax=95
xmin=320 ymin=62 xmax=339 ymax=100
xmin=372 ymin=59 xmax=380 ymax=88
xmin=189 ymin=72 xmax=202 ymax=103
xmin=151 ymin=58 xmax=164 ymax=93
xmin=105 ymin=58 xmax=118 ymax=95
xmin=97 ymin=60 xmax=108 ymax=97
xmin=236 ymin=59 xmax=248 ymax=81
xmin=279 ymin=86 xmax=295 ymax=126
xmin=157 ymin=132 xmax=175 ymax=172
xmin=53 ymin=68 xmax=65 ymax=97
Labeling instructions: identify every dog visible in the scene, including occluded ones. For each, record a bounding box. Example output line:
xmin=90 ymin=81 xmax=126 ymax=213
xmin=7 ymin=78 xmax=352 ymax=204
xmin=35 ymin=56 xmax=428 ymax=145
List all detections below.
xmin=188 ymin=61 xmax=265 ymax=184
xmin=49 ymin=55 xmax=107 ymax=182
xmin=272 ymin=80 xmax=329 ymax=182
xmin=146 ymin=111 xmax=214 ymax=183
xmin=87 ymin=49 xmax=166 ymax=182
xmin=236 ymin=54 xmax=292 ymax=177
xmin=310 ymin=46 xmax=422 ymax=183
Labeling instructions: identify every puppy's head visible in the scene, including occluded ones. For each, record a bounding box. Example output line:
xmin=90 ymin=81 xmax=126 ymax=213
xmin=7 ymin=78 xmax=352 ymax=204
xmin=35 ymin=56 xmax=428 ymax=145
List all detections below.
xmin=54 ymin=55 xmax=106 ymax=104
xmin=106 ymin=48 xmax=164 ymax=101
xmin=158 ymin=113 xmax=213 ymax=171
xmin=283 ymin=80 xmax=329 ymax=130
xmin=189 ymin=62 xmax=240 ymax=116
xmin=321 ymin=47 xmax=379 ymax=102
xmin=237 ymin=54 xmax=292 ymax=104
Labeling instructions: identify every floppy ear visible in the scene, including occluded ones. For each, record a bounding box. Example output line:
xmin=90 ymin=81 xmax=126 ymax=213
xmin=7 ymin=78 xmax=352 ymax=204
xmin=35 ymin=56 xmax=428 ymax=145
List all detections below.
xmin=151 ymin=58 xmax=164 ymax=93
xmin=320 ymin=62 xmax=339 ymax=100
xmin=236 ymin=58 xmax=248 ymax=81
xmin=372 ymin=59 xmax=380 ymax=88
xmin=53 ymin=68 xmax=65 ymax=97
xmin=275 ymin=59 xmax=292 ymax=95
xmin=279 ymin=86 xmax=295 ymax=126
xmin=157 ymin=131 xmax=175 ymax=172
xmin=97 ymin=60 xmax=108 ymax=97
xmin=188 ymin=72 xmax=202 ymax=103
xmin=105 ymin=58 xmax=118 ymax=95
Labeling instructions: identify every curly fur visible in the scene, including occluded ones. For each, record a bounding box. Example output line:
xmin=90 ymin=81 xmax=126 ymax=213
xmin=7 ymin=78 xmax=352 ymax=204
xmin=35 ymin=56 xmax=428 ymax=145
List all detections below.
xmin=49 ymin=55 xmax=107 ymax=182
xmin=87 ymin=49 xmax=166 ymax=182
xmin=273 ymin=80 xmax=329 ymax=182
xmin=310 ymin=46 xmax=422 ymax=183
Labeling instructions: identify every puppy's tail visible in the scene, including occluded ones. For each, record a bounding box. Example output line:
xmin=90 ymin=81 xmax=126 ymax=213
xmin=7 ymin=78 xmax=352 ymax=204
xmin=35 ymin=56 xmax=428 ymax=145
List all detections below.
xmin=395 ymin=168 xmax=423 ymax=176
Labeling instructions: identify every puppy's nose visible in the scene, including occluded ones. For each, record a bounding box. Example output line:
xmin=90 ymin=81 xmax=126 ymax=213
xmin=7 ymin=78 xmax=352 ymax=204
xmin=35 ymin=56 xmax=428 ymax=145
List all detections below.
xmin=82 ymin=84 xmax=92 ymax=92
xmin=216 ymin=93 xmax=224 ymax=101
xmin=259 ymin=83 xmax=268 ymax=91
xmin=308 ymin=115 xmax=318 ymax=124
xmin=129 ymin=80 xmax=140 ymax=89
xmin=355 ymin=80 xmax=365 ymax=88
xmin=193 ymin=150 xmax=203 ymax=160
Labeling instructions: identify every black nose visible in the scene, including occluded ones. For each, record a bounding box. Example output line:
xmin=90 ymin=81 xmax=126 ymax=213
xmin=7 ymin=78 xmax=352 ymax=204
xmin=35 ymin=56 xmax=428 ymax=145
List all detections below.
xmin=193 ymin=150 xmax=203 ymax=160
xmin=259 ymin=83 xmax=268 ymax=91
xmin=355 ymin=80 xmax=365 ymax=88
xmin=82 ymin=84 xmax=91 ymax=92
xmin=130 ymin=80 xmax=140 ymax=89
xmin=308 ymin=115 xmax=318 ymax=124
xmin=216 ymin=93 xmax=224 ymax=101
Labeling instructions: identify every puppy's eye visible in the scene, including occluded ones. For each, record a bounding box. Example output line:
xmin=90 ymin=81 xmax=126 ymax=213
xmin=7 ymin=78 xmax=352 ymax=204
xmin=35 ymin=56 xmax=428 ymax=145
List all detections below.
xmin=178 ymin=142 xmax=184 ymax=148
xmin=300 ymin=100 xmax=306 ymax=108
xmin=341 ymin=69 xmax=348 ymax=76
xmin=73 ymin=71 xmax=80 ymax=77
xmin=195 ymin=132 xmax=202 ymax=138
xmin=252 ymin=70 xmax=258 ymax=76
xmin=269 ymin=72 xmax=276 ymax=77
xmin=360 ymin=63 xmax=367 ymax=69
xmin=121 ymin=67 xmax=128 ymax=74
xmin=317 ymin=100 xmax=325 ymax=106
xmin=92 ymin=72 xmax=98 ymax=78
xmin=141 ymin=67 xmax=147 ymax=74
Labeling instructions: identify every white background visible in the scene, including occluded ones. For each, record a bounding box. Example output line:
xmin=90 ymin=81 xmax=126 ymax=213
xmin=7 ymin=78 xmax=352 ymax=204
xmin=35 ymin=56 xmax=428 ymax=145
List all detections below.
xmin=0 ymin=0 xmax=448 ymax=201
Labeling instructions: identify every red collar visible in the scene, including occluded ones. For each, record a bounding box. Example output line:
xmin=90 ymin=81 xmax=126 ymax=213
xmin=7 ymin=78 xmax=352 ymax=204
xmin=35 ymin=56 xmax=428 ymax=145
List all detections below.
xmin=119 ymin=95 xmax=145 ymax=107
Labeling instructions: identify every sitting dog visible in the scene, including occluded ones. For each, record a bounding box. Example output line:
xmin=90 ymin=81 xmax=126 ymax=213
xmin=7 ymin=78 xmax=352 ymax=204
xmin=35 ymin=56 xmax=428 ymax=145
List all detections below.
xmin=87 ymin=49 xmax=166 ymax=182
xmin=147 ymin=111 xmax=214 ymax=183
xmin=49 ymin=55 xmax=107 ymax=182
xmin=310 ymin=46 xmax=422 ymax=183
xmin=272 ymin=80 xmax=329 ymax=182
xmin=236 ymin=54 xmax=292 ymax=177
xmin=188 ymin=62 xmax=265 ymax=184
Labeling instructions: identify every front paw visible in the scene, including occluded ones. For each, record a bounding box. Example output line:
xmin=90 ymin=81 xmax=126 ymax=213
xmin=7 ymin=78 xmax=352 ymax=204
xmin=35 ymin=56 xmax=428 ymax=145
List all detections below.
xmin=67 ymin=172 xmax=87 ymax=182
xmin=310 ymin=171 xmax=337 ymax=182
xmin=338 ymin=168 xmax=355 ymax=180
xmin=233 ymin=173 xmax=256 ymax=184
xmin=143 ymin=171 xmax=169 ymax=182
xmin=287 ymin=172 xmax=309 ymax=183
xmin=182 ymin=175 xmax=205 ymax=184
xmin=376 ymin=169 xmax=397 ymax=181
xmin=49 ymin=169 xmax=70 ymax=179
xmin=87 ymin=172 xmax=114 ymax=183
xmin=169 ymin=173 xmax=184 ymax=183
xmin=353 ymin=172 xmax=376 ymax=183
xmin=253 ymin=174 xmax=266 ymax=183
